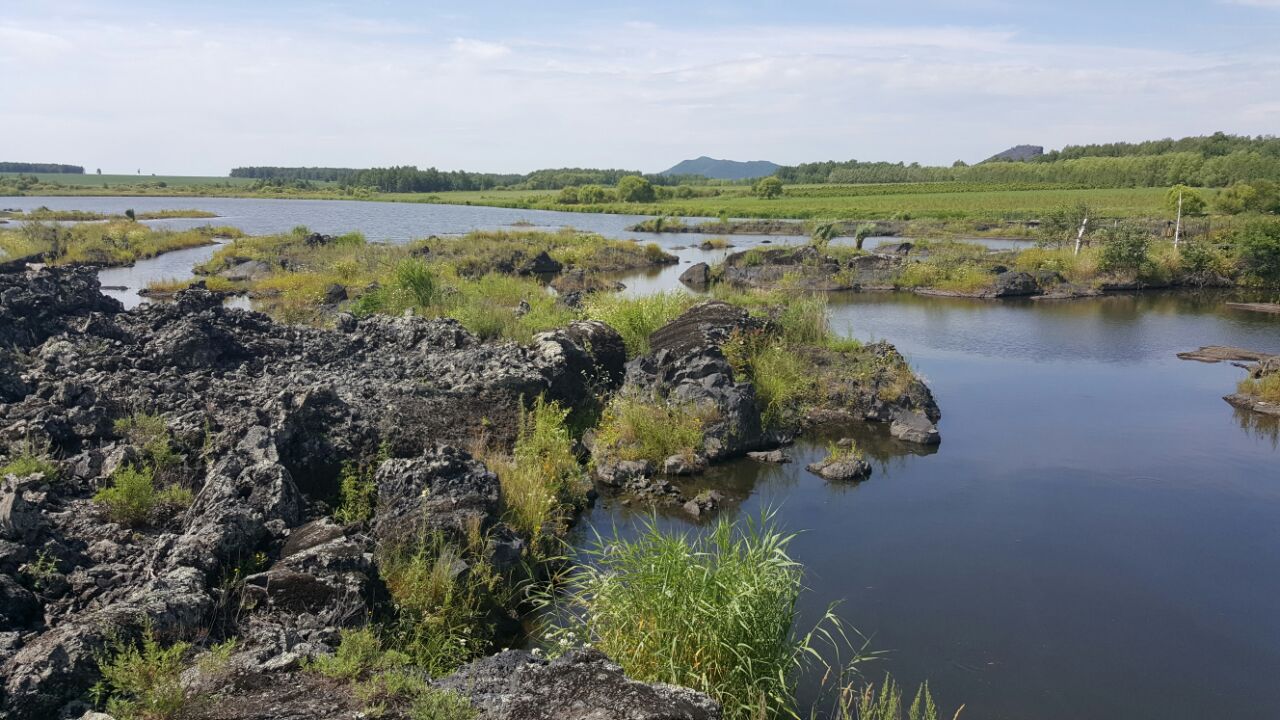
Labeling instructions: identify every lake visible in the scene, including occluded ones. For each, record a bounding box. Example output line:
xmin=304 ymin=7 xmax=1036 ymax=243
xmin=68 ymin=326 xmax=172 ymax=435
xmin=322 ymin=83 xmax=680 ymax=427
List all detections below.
xmin=15 ymin=196 xmax=1280 ymax=718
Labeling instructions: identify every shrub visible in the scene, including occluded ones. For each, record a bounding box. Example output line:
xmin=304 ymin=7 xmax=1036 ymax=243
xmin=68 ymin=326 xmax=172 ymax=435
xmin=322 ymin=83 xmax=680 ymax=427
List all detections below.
xmin=581 ymin=292 xmax=697 ymax=357
xmin=1233 ymin=218 xmax=1280 ymax=289
xmin=334 ymin=460 xmax=376 ymax=525
xmin=616 ymin=175 xmax=656 ymax=203
xmin=92 ymin=627 xmax=232 ymax=720
xmin=114 ymin=413 xmax=178 ymax=469
xmin=1096 ymin=223 xmax=1151 ymax=276
xmin=1 ymin=453 xmax=58 ymax=479
xmin=1166 ymin=184 xmax=1206 ymax=215
xmin=311 ymin=627 xmax=410 ymax=680
xmin=593 ymin=393 xmax=707 ymax=465
xmin=377 ymin=533 xmax=497 ymax=675
xmin=547 ymin=513 xmax=849 ymax=720
xmin=95 ymin=465 xmax=191 ymax=527
xmin=753 ymin=176 xmax=784 ymax=199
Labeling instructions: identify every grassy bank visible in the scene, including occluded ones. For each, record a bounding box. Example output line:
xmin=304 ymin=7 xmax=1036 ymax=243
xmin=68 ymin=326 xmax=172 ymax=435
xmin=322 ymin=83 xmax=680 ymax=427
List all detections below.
xmin=180 ymin=226 xmax=673 ymax=337
xmin=3 ymin=172 xmax=1197 ymax=225
xmin=0 ymin=220 xmax=242 ymax=265
xmin=3 ymin=207 xmax=217 ymax=221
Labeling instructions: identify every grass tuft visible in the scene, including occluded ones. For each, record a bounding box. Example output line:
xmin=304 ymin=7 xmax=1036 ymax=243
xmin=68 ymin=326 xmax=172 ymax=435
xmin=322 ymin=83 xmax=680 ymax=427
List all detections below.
xmin=547 ymin=512 xmax=854 ymax=720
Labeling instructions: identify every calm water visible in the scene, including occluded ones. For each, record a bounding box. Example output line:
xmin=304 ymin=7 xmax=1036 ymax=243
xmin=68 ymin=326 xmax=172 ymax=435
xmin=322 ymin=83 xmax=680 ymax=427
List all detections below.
xmin=16 ymin=197 xmax=1280 ymax=718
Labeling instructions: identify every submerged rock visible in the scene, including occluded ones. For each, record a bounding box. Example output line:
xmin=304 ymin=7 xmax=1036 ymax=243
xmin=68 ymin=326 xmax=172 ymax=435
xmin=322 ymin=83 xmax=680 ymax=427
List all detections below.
xmin=746 ymin=449 xmax=790 ymax=463
xmin=890 ymin=412 xmax=942 ymax=445
xmin=806 ymin=453 xmax=872 ymax=482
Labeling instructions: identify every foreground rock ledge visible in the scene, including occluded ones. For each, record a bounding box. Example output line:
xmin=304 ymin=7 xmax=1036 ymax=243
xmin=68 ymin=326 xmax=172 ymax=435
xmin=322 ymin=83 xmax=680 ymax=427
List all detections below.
xmin=0 ymin=267 xmax=711 ymax=719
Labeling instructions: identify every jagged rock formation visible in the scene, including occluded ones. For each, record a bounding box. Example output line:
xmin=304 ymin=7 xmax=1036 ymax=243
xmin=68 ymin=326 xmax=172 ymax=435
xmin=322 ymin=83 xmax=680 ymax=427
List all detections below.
xmin=0 ymin=266 xmax=715 ymax=719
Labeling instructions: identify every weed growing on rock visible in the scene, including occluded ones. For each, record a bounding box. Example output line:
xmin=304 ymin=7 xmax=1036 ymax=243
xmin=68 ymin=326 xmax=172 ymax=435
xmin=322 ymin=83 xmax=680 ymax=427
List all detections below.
xmin=114 ymin=413 xmax=179 ymax=469
xmin=593 ymin=393 xmax=706 ymax=465
xmin=581 ymin=291 xmax=697 ymax=356
xmin=333 ymin=460 xmax=377 ymax=525
xmin=1239 ymin=372 xmax=1280 ymax=403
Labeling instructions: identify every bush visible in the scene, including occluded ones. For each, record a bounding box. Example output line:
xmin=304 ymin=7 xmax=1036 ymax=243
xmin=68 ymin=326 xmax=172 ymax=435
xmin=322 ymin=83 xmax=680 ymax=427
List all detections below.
xmin=92 ymin=627 xmax=233 ymax=720
xmin=1166 ymin=184 xmax=1206 ymax=215
xmin=616 ymin=175 xmax=656 ymax=203
xmin=334 ymin=460 xmax=376 ymax=525
xmin=753 ymin=176 xmax=784 ymax=199
xmin=1 ymin=453 xmax=59 ymax=479
xmin=1233 ymin=218 xmax=1280 ymax=289
xmin=547 ymin=513 xmax=848 ymax=720
xmin=1096 ymin=222 xmax=1151 ymax=276
xmin=94 ymin=465 xmax=191 ymax=527
xmin=723 ymin=329 xmax=819 ymax=428
xmin=593 ymin=393 xmax=707 ymax=465
xmin=93 ymin=629 xmax=190 ymax=720
xmin=377 ymin=533 xmax=497 ymax=675
xmin=114 ymin=413 xmax=178 ymax=469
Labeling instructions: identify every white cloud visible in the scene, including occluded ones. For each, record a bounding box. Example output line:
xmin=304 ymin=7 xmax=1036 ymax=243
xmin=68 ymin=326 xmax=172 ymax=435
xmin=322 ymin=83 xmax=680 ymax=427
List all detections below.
xmin=0 ymin=16 xmax=1275 ymax=174
xmin=450 ymin=37 xmax=512 ymax=61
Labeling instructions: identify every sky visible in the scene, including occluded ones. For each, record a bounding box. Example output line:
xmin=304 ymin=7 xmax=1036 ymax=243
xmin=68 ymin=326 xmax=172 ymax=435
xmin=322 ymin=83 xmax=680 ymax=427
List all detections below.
xmin=1 ymin=0 xmax=1278 ymax=175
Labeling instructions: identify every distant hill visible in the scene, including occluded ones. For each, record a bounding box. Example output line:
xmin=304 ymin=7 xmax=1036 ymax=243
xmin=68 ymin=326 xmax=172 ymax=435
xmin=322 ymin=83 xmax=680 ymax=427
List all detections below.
xmin=982 ymin=145 xmax=1044 ymax=163
xmin=660 ymin=156 xmax=780 ymax=180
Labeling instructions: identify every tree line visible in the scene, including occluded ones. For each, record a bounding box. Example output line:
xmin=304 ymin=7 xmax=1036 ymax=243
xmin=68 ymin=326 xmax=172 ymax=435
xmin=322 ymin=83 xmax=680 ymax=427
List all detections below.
xmin=229 ymin=165 xmax=709 ymax=192
xmin=1026 ymin=132 xmax=1280 ymax=163
xmin=776 ymin=151 xmax=1280 ymax=188
xmin=0 ymin=162 xmax=84 ymax=174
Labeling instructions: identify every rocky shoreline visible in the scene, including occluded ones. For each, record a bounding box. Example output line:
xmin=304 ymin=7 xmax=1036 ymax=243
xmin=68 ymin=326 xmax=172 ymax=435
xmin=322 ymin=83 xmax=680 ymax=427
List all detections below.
xmin=0 ymin=264 xmax=940 ymax=719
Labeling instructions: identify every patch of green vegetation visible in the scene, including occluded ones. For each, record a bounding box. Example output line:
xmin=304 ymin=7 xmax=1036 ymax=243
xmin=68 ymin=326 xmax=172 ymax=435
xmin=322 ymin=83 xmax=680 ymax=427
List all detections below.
xmin=1 ymin=452 xmax=59 ymax=479
xmin=581 ymin=291 xmax=698 ymax=357
xmin=0 ymin=220 xmax=232 ymax=267
xmin=311 ymin=628 xmax=477 ymax=719
xmin=8 ymin=207 xmax=216 ymax=221
xmin=477 ymin=396 xmax=589 ymax=546
xmin=334 ymin=460 xmax=377 ymax=525
xmin=114 ymin=413 xmax=179 ymax=469
xmin=376 ymin=529 xmax=507 ymax=677
xmin=835 ymin=675 xmax=956 ymax=720
xmin=547 ymin=512 xmax=856 ymax=720
xmin=94 ymin=465 xmax=193 ymax=527
xmin=92 ymin=626 xmax=234 ymax=720
xmin=1239 ymin=373 xmax=1280 ymax=403
xmin=592 ymin=393 xmax=708 ymax=465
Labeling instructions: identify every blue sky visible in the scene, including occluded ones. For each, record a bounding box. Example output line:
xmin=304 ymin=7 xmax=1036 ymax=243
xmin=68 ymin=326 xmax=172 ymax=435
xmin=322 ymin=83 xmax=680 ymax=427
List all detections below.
xmin=2 ymin=0 xmax=1277 ymax=174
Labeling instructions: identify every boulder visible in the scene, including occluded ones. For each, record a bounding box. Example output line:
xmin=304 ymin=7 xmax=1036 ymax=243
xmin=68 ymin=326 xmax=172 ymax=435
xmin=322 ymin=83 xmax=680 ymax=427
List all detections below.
xmin=436 ymin=648 xmax=721 ymax=720
xmin=648 ymin=301 xmax=765 ymax=357
xmin=683 ymin=490 xmax=724 ymax=519
xmin=679 ymin=262 xmax=711 ymax=288
xmin=991 ymin=271 xmax=1040 ymax=297
xmin=372 ymin=447 xmax=501 ymax=544
xmin=889 ymin=413 xmax=941 ymax=445
xmin=663 ymin=453 xmax=708 ymax=476
xmin=806 ymin=453 xmax=872 ymax=482
xmin=517 ymin=251 xmax=563 ymax=276
xmin=746 ymin=449 xmax=790 ymax=464
xmin=218 ymin=259 xmax=272 ymax=282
